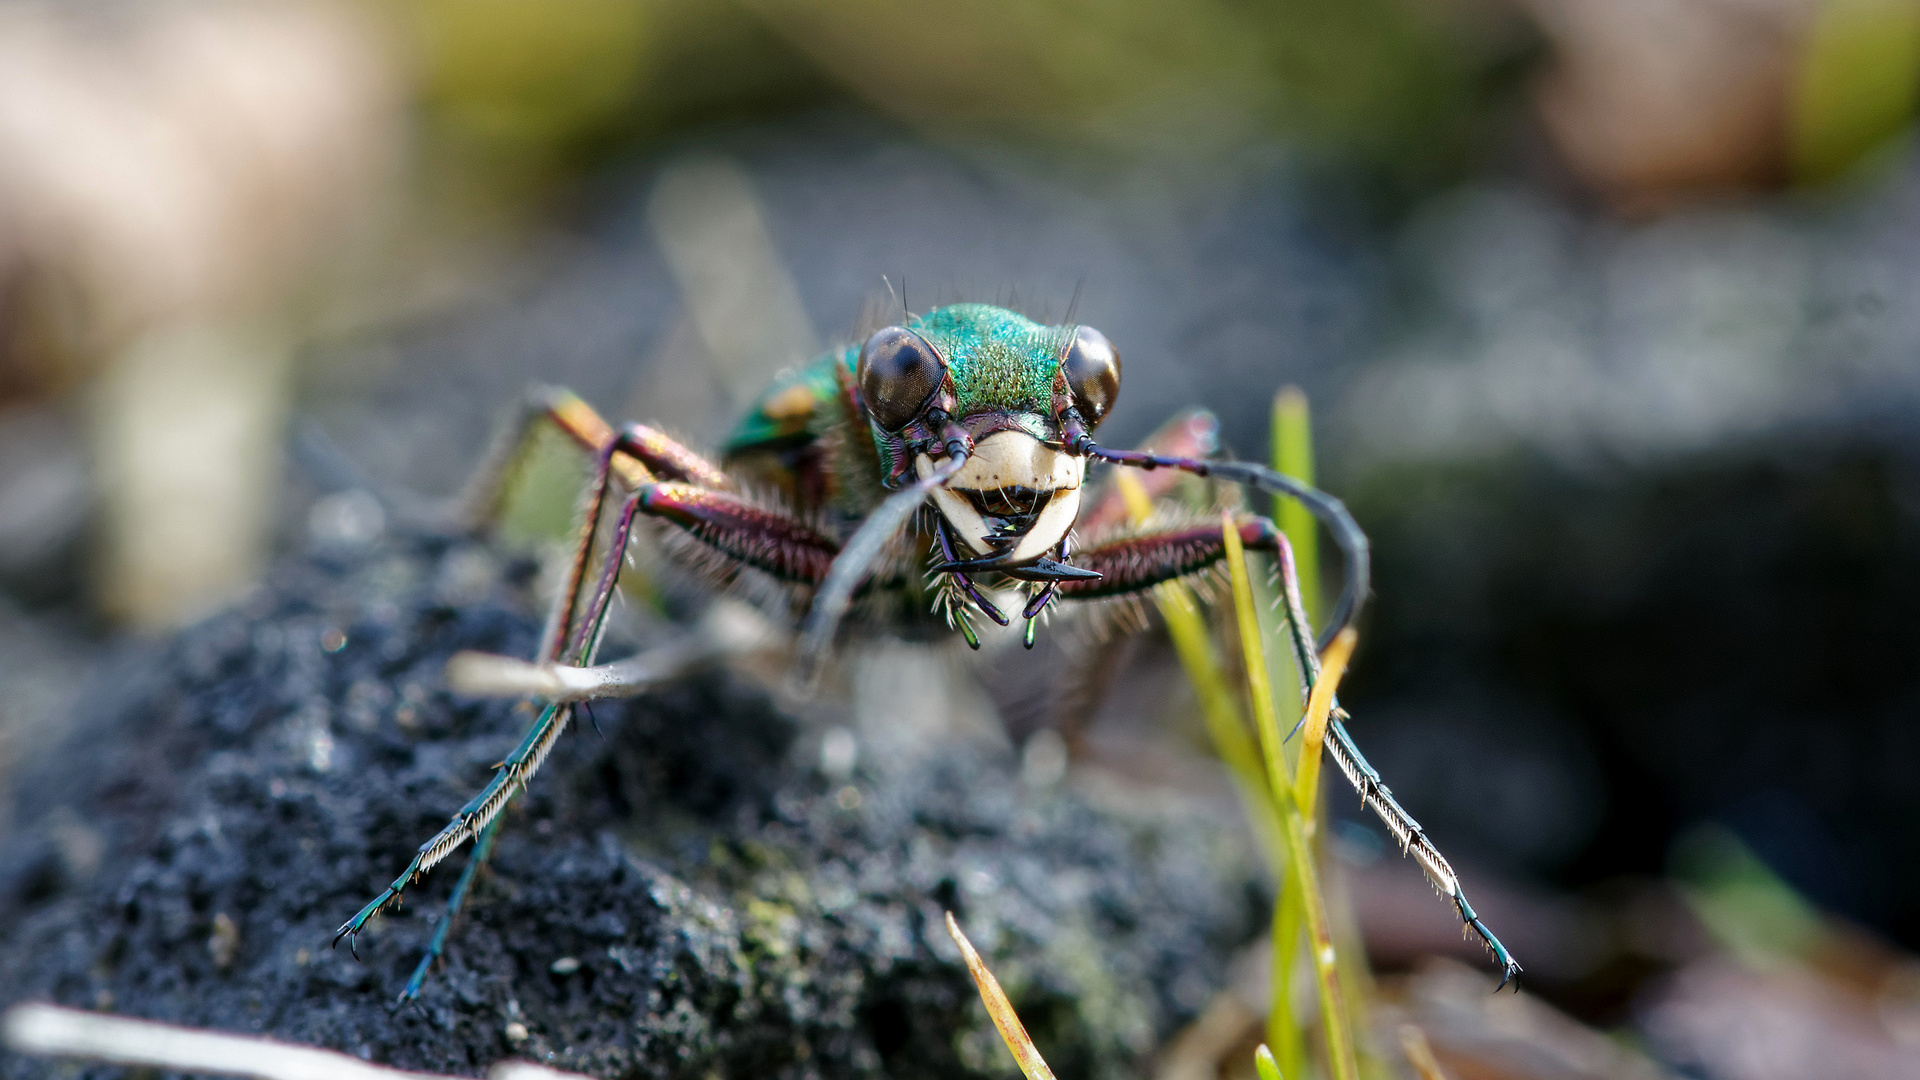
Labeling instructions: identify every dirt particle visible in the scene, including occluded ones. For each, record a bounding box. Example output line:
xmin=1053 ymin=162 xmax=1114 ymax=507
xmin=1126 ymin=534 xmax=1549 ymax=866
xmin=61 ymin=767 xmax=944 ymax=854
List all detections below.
xmin=208 ymin=913 xmax=239 ymax=970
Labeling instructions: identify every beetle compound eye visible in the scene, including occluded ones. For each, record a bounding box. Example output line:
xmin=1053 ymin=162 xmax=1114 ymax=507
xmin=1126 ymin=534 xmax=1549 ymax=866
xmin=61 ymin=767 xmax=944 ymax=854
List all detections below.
xmin=859 ymin=326 xmax=946 ymax=432
xmin=1062 ymin=325 xmax=1120 ymax=427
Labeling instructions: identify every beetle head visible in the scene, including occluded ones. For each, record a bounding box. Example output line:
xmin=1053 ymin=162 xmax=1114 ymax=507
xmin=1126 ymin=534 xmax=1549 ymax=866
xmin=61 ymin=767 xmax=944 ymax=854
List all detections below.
xmin=857 ymin=303 xmax=1120 ymax=568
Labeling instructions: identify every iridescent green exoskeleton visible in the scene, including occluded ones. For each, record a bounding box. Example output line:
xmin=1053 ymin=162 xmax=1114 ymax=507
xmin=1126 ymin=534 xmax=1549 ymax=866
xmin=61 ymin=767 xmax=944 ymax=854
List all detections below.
xmin=333 ymin=303 xmax=1520 ymax=998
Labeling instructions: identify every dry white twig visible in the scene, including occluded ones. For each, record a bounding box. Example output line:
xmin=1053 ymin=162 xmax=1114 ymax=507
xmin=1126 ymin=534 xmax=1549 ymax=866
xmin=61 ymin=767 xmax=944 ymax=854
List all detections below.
xmin=2 ymin=1003 xmax=592 ymax=1080
xmin=491 ymin=1065 xmax=597 ymax=1080
xmin=447 ymin=599 xmax=778 ymax=702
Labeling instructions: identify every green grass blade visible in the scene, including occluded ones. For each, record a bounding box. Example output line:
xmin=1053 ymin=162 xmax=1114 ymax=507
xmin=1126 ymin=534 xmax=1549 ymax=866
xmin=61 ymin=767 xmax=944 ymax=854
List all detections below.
xmin=1255 ymin=1043 xmax=1286 ymax=1080
xmin=1271 ymin=387 xmax=1321 ymax=627
xmin=1271 ymin=879 xmax=1306 ymax=1078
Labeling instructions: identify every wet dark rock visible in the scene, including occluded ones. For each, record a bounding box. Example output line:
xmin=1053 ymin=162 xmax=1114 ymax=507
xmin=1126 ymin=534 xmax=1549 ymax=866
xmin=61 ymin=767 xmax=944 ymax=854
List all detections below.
xmin=0 ymin=538 xmax=1258 ymax=1078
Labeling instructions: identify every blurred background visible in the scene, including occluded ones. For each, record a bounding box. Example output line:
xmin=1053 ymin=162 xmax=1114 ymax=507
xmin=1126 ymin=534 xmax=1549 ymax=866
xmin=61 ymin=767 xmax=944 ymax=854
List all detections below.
xmin=3 ymin=0 xmax=1920 ymax=1076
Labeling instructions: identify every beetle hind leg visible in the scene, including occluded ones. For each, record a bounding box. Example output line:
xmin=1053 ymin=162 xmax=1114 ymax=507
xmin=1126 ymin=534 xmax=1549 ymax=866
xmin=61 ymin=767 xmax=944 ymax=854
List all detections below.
xmin=398 ymin=816 xmax=505 ymax=1001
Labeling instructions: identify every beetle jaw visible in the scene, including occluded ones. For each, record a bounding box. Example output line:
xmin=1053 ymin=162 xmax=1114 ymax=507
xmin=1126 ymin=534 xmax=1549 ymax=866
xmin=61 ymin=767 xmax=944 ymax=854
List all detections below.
xmin=915 ymin=431 xmax=1085 ymax=564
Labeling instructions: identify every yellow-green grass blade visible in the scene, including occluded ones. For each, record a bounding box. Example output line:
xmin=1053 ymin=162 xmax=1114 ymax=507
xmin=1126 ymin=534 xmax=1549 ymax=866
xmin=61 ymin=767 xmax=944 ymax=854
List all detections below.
xmin=1271 ymin=386 xmax=1321 ymax=626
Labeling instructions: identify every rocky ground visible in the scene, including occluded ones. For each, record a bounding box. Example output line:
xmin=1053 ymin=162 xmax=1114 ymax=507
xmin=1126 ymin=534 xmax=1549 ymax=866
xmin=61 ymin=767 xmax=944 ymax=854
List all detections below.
xmin=0 ymin=534 xmax=1260 ymax=1079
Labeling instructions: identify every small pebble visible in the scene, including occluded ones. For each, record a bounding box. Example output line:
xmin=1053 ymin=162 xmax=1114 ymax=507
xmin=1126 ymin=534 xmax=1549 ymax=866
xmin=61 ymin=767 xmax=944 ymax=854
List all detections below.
xmin=819 ymin=727 xmax=857 ymax=781
xmin=550 ymin=956 xmax=581 ymax=975
xmin=504 ymin=1021 xmax=529 ymax=1043
xmin=208 ymin=912 xmax=240 ymax=970
xmin=835 ymin=786 xmax=863 ymax=810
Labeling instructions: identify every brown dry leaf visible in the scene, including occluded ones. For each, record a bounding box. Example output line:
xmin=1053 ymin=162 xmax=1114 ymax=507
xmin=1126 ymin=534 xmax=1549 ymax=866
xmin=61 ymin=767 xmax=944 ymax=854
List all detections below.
xmin=1515 ymin=0 xmax=1817 ymax=211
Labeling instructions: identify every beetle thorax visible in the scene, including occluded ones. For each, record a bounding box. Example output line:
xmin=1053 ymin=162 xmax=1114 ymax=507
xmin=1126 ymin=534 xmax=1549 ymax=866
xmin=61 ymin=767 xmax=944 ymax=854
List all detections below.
xmin=915 ymin=431 xmax=1085 ymax=564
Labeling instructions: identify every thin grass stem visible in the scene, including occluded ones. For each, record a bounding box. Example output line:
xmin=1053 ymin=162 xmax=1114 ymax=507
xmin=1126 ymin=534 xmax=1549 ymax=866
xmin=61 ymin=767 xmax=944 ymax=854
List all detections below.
xmin=1271 ymin=387 xmax=1321 ymax=626
xmin=1272 ymin=878 xmax=1307 ymax=1079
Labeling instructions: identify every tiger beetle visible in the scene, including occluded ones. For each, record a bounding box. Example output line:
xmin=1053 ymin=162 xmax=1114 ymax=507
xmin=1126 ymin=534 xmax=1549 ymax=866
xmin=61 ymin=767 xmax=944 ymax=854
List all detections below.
xmin=333 ymin=302 xmax=1522 ymax=998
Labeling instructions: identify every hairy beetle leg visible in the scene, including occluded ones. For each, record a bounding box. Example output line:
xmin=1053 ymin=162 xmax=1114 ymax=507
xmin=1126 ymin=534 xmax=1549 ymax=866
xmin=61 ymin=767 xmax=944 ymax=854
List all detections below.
xmin=400 ymin=816 xmax=503 ymax=1002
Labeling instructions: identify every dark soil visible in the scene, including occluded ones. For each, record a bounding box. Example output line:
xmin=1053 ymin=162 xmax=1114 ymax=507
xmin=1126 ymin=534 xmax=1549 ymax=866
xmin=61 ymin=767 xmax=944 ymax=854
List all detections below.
xmin=0 ymin=537 xmax=1258 ymax=1079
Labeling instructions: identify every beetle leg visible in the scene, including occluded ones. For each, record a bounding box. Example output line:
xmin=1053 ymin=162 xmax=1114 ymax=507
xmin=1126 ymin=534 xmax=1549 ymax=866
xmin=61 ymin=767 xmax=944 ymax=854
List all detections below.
xmin=335 ymin=454 xmax=635 ymax=967
xmin=395 ymin=814 xmax=504 ymax=1001
xmin=1259 ymin=533 xmax=1524 ymax=988
xmin=636 ymin=484 xmax=840 ymax=586
xmin=1063 ymin=499 xmax=1522 ymax=985
xmin=1054 ymin=516 xmax=1289 ymax=600
xmin=338 ymin=421 xmax=839 ymax=980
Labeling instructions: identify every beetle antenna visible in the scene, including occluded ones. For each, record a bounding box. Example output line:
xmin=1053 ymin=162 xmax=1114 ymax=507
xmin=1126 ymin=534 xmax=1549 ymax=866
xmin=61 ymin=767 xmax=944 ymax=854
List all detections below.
xmin=796 ymin=441 xmax=971 ymax=678
xmin=1073 ymin=434 xmax=1369 ymax=647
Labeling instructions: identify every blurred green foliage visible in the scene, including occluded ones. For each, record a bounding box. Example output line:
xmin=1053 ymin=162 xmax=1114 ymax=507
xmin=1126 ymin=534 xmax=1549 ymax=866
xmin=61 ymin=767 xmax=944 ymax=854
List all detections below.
xmin=1670 ymin=824 xmax=1825 ymax=968
xmin=400 ymin=0 xmax=1534 ymax=203
xmin=412 ymin=0 xmax=653 ymax=146
xmin=373 ymin=0 xmax=1920 ymax=230
xmin=1793 ymin=0 xmax=1920 ymax=184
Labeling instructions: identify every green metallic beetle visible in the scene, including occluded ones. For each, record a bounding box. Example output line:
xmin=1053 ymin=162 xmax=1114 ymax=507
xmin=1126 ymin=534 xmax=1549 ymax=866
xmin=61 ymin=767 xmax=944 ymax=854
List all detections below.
xmin=334 ymin=302 xmax=1521 ymax=997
